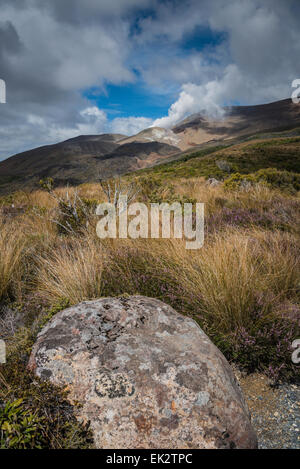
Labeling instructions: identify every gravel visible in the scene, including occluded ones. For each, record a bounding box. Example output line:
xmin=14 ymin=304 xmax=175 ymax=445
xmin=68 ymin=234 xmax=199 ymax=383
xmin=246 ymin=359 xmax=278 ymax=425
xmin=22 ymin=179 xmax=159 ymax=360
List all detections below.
xmin=239 ymin=373 xmax=299 ymax=449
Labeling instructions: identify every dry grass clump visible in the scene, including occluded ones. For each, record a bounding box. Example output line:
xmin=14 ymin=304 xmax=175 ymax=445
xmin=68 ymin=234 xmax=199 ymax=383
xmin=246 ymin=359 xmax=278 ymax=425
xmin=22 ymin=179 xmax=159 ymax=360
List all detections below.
xmin=36 ymin=237 xmax=104 ymax=304
xmin=100 ymin=229 xmax=299 ymax=331
xmin=0 ymin=218 xmax=27 ymax=301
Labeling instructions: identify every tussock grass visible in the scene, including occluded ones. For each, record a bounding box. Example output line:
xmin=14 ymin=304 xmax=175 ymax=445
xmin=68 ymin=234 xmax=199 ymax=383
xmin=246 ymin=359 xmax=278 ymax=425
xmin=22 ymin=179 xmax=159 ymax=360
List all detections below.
xmin=0 ymin=218 xmax=27 ymax=300
xmin=101 ymin=229 xmax=299 ymax=331
xmin=2 ymin=137 xmax=299 ymax=448
xmin=37 ymin=237 xmax=104 ymax=304
xmin=0 ymin=175 xmax=299 ymax=381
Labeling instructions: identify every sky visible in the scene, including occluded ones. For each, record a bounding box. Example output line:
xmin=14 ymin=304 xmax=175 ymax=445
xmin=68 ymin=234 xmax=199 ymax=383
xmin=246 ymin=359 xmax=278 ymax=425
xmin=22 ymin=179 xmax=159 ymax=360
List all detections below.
xmin=0 ymin=0 xmax=300 ymax=160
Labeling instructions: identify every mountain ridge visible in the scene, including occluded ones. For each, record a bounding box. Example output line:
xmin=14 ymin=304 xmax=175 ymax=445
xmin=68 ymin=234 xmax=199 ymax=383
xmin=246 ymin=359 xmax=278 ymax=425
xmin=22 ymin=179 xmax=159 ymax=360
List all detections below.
xmin=1 ymin=98 xmax=300 ymax=193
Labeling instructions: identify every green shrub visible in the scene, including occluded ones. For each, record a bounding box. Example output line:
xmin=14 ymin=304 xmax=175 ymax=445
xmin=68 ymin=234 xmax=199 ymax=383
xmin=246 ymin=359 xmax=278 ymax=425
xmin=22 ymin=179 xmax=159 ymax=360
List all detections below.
xmin=1 ymin=357 xmax=94 ymax=449
xmin=254 ymin=168 xmax=300 ymax=191
xmin=224 ymin=172 xmax=255 ymax=190
xmin=224 ymin=168 xmax=300 ymax=192
xmin=0 ymin=297 xmax=94 ymax=449
xmin=0 ymin=399 xmax=45 ymax=449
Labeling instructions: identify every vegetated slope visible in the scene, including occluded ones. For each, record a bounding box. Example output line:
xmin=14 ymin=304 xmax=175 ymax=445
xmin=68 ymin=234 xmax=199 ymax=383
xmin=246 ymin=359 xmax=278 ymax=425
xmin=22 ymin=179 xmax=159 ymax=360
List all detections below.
xmin=0 ymin=134 xmax=124 ymax=190
xmin=137 ymin=136 xmax=300 ymax=181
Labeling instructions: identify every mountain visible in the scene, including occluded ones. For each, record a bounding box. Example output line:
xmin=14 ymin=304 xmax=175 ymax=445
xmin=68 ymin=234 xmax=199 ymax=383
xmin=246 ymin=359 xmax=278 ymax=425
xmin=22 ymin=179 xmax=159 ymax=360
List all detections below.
xmin=171 ymin=98 xmax=300 ymax=150
xmin=0 ymin=133 xmax=179 ymax=193
xmin=118 ymin=126 xmax=181 ymax=147
xmin=1 ymin=98 xmax=300 ymax=193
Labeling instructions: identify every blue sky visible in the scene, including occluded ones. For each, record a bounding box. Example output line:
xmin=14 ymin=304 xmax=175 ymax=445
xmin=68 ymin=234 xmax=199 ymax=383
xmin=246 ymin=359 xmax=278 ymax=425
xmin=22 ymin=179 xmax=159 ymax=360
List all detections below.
xmin=84 ymin=83 xmax=173 ymax=120
xmin=0 ymin=0 xmax=299 ymax=159
xmin=84 ymin=24 xmax=227 ymax=123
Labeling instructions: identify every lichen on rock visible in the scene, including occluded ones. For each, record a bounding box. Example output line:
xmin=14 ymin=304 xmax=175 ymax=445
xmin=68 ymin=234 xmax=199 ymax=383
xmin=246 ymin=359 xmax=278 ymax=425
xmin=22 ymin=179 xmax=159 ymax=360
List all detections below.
xmin=29 ymin=295 xmax=257 ymax=449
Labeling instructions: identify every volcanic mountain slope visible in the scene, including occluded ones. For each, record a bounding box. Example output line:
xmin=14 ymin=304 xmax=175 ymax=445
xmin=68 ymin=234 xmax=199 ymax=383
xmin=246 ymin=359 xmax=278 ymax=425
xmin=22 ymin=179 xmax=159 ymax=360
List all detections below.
xmin=1 ymin=98 xmax=300 ymax=194
xmin=119 ymin=126 xmax=182 ymax=147
xmin=0 ymin=132 xmax=180 ymax=193
xmin=172 ymin=99 xmax=300 ymax=150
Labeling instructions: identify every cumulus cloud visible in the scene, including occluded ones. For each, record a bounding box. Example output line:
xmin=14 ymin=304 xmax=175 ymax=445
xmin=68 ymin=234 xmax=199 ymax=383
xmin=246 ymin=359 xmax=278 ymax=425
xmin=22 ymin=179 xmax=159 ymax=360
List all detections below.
xmin=50 ymin=109 xmax=153 ymax=141
xmin=19 ymin=106 xmax=153 ymax=147
xmin=153 ymin=80 xmax=227 ymax=128
xmin=110 ymin=116 xmax=153 ymax=135
xmin=152 ymin=0 xmax=300 ymax=127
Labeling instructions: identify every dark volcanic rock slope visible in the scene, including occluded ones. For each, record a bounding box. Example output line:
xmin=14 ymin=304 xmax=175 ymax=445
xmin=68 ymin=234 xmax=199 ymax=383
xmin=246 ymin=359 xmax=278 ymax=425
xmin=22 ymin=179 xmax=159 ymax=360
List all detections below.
xmin=0 ymin=134 xmax=180 ymax=192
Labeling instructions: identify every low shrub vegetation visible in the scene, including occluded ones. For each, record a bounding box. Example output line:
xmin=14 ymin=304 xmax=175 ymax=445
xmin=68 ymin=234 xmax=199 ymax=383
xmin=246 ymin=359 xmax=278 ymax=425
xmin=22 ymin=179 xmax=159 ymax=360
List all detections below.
xmin=224 ymin=168 xmax=300 ymax=192
xmin=0 ymin=154 xmax=299 ymax=446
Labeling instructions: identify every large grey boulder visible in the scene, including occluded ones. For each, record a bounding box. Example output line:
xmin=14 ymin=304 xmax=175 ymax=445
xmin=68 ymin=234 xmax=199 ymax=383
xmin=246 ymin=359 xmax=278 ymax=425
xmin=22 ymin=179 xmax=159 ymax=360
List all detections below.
xmin=29 ymin=296 xmax=257 ymax=449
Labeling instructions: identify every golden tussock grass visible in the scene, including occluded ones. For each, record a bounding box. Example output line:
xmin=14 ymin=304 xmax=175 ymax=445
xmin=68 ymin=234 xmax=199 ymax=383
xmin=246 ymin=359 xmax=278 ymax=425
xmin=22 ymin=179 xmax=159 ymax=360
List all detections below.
xmin=1 ymin=177 xmax=299 ymax=332
xmin=99 ymin=228 xmax=298 ymax=331
xmin=0 ymin=218 xmax=27 ymax=300
xmin=36 ymin=237 xmax=104 ymax=304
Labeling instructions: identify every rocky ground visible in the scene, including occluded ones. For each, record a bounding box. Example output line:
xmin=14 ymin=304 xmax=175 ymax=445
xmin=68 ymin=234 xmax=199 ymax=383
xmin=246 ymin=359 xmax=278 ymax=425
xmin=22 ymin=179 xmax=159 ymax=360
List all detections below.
xmin=239 ymin=373 xmax=299 ymax=449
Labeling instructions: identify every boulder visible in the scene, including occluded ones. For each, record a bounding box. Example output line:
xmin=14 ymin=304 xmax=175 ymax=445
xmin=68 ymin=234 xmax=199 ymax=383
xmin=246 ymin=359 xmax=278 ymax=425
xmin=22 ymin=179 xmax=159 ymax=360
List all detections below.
xmin=29 ymin=296 xmax=257 ymax=449
xmin=216 ymin=160 xmax=232 ymax=173
xmin=206 ymin=177 xmax=220 ymax=187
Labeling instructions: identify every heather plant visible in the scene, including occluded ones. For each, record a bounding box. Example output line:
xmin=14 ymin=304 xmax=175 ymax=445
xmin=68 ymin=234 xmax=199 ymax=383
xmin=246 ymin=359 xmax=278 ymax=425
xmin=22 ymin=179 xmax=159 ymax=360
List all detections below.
xmin=221 ymin=303 xmax=300 ymax=382
xmin=206 ymin=206 xmax=292 ymax=233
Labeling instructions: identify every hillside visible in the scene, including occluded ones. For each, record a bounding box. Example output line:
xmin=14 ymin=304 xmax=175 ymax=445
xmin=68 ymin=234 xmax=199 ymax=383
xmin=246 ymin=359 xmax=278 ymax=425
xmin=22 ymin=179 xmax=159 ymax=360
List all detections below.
xmin=138 ymin=135 xmax=300 ymax=181
xmin=0 ymin=132 xmax=180 ymax=194
xmin=172 ymin=98 xmax=300 ymax=149
xmin=1 ymin=98 xmax=300 ymax=194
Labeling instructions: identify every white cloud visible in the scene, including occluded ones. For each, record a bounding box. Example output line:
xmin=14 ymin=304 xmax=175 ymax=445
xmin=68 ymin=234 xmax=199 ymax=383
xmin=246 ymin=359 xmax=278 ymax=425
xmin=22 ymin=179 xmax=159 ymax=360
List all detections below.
xmin=150 ymin=0 xmax=300 ymax=128
xmin=13 ymin=106 xmax=154 ymax=148
xmin=152 ymin=58 xmax=293 ymax=129
xmin=110 ymin=116 xmax=153 ymax=135
xmin=152 ymin=70 xmax=234 ymax=128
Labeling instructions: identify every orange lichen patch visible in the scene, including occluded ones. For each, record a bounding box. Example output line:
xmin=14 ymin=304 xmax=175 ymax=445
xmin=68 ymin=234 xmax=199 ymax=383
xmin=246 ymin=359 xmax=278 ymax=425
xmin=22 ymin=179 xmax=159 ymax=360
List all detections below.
xmin=134 ymin=414 xmax=157 ymax=434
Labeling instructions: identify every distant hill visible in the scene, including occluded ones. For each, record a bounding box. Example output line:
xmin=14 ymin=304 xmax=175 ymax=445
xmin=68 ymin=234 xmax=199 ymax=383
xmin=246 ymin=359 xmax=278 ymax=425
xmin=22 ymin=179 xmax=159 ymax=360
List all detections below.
xmin=1 ymin=98 xmax=300 ymax=194
xmin=0 ymin=133 xmax=179 ymax=193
